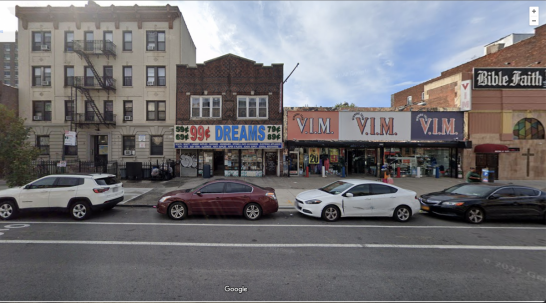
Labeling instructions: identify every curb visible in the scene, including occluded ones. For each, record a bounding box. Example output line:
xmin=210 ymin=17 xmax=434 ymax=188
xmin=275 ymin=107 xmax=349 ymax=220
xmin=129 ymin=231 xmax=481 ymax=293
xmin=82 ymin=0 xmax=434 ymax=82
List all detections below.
xmin=116 ymin=205 xmax=296 ymax=210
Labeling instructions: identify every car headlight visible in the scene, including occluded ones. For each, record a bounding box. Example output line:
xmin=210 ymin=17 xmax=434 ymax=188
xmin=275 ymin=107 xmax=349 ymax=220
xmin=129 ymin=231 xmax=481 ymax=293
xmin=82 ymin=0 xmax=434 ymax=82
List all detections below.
xmin=305 ymin=199 xmax=322 ymax=204
xmin=159 ymin=196 xmax=172 ymax=203
xmin=442 ymin=201 xmax=464 ymax=206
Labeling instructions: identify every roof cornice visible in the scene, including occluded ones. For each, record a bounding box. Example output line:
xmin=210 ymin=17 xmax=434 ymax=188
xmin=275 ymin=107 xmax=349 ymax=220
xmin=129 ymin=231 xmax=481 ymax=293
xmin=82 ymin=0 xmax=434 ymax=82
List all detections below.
xmin=16 ymin=2 xmax=181 ymax=30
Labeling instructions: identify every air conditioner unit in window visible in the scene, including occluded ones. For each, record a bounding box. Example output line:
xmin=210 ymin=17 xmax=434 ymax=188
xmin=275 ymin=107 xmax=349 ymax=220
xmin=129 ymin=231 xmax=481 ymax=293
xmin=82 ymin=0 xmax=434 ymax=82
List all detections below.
xmin=147 ymin=81 xmax=155 ymax=86
xmin=124 ymin=150 xmax=132 ymax=156
xmin=42 ymin=81 xmax=50 ymax=86
xmin=66 ymin=116 xmax=73 ymax=121
xmin=33 ymin=116 xmax=42 ymax=120
xmin=124 ymin=116 xmax=132 ymax=121
xmin=147 ymin=45 xmax=155 ymax=51
xmin=41 ymin=45 xmax=50 ymax=51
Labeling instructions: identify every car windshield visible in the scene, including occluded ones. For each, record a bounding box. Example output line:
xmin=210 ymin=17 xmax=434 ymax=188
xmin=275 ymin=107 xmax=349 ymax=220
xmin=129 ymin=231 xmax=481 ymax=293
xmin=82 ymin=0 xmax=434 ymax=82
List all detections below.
xmin=319 ymin=181 xmax=354 ymax=195
xmin=443 ymin=184 xmax=494 ymax=197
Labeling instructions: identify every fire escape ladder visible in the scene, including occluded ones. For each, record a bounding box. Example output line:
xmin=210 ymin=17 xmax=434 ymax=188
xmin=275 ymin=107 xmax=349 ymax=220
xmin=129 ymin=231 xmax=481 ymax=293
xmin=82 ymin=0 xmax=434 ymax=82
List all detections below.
xmin=78 ymin=87 xmax=106 ymax=126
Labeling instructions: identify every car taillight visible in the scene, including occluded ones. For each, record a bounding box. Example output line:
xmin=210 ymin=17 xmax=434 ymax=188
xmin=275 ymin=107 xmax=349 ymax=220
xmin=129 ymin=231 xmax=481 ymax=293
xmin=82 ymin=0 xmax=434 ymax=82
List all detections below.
xmin=93 ymin=187 xmax=110 ymax=193
xmin=266 ymin=192 xmax=277 ymax=200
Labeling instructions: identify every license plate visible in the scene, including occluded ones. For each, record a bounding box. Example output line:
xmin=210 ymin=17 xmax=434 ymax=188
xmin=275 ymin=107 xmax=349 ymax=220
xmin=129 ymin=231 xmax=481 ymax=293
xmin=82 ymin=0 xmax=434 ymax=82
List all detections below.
xmin=113 ymin=187 xmax=118 ymax=192
xmin=421 ymin=205 xmax=430 ymax=211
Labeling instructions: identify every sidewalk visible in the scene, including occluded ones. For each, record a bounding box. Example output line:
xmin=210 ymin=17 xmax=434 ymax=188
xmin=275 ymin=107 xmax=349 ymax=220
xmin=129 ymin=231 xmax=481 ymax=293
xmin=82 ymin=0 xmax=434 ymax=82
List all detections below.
xmin=119 ymin=175 xmax=546 ymax=208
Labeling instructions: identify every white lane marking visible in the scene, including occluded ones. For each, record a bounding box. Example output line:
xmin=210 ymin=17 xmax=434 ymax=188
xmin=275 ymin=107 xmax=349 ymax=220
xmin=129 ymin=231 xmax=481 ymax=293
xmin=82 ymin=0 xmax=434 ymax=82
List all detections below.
xmin=0 ymin=240 xmax=545 ymax=251
xmin=4 ymin=224 xmax=30 ymax=228
xmin=8 ymin=221 xmax=546 ymax=230
xmin=119 ymin=188 xmax=153 ymax=204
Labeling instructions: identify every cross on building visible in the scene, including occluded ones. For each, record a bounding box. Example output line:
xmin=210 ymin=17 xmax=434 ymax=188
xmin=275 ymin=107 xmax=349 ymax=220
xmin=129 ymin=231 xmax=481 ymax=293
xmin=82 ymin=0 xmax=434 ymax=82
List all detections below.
xmin=522 ymin=148 xmax=535 ymax=177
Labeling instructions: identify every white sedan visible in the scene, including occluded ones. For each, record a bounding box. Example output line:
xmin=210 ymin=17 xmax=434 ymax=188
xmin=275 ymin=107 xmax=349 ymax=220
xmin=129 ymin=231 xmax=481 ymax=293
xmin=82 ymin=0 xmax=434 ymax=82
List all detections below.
xmin=295 ymin=179 xmax=419 ymax=222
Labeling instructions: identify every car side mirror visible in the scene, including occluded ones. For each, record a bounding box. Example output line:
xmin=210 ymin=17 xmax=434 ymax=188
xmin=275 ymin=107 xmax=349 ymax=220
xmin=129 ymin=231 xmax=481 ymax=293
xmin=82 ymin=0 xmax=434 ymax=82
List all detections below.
xmin=488 ymin=194 xmax=499 ymax=200
xmin=345 ymin=193 xmax=354 ymax=197
xmin=24 ymin=185 xmax=31 ymax=189
xmin=196 ymin=192 xmax=202 ymax=196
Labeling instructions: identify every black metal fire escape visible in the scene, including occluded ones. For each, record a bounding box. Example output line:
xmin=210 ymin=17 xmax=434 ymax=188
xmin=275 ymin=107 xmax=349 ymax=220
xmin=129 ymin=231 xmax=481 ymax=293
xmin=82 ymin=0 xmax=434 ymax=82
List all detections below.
xmin=71 ymin=40 xmax=117 ymax=130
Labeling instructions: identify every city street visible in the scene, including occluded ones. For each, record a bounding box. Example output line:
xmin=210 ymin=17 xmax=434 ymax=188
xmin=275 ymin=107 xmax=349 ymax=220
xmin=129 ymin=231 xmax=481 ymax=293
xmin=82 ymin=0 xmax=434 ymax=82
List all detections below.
xmin=0 ymin=206 xmax=544 ymax=301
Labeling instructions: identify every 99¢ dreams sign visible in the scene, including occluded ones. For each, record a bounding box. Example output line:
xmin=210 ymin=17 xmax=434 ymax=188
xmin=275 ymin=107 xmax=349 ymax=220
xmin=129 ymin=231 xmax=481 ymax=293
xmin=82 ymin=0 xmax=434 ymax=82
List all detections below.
xmin=174 ymin=124 xmax=283 ymax=149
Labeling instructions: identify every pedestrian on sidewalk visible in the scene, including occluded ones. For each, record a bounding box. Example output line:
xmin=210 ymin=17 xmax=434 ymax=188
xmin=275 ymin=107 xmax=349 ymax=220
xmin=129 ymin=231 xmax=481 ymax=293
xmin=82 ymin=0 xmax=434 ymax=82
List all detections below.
xmin=466 ymin=167 xmax=481 ymax=183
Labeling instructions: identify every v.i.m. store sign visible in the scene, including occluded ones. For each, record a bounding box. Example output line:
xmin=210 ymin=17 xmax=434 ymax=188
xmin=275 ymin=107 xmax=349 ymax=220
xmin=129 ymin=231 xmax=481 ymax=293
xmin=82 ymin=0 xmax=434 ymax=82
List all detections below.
xmin=286 ymin=111 xmax=464 ymax=141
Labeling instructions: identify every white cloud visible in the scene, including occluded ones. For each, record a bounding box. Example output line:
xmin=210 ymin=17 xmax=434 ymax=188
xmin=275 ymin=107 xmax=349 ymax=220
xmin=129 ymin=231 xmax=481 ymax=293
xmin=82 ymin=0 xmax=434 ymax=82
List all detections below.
xmin=1 ymin=1 xmax=543 ymax=107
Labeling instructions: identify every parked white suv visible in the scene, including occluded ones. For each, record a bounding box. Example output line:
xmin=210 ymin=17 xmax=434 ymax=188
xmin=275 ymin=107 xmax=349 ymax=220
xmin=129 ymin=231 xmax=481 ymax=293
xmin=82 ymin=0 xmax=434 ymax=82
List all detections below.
xmin=0 ymin=174 xmax=124 ymax=220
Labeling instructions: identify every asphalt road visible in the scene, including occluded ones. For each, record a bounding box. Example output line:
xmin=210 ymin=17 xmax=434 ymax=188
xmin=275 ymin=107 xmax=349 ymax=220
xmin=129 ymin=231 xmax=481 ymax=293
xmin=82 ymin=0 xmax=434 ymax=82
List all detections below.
xmin=0 ymin=208 xmax=545 ymax=301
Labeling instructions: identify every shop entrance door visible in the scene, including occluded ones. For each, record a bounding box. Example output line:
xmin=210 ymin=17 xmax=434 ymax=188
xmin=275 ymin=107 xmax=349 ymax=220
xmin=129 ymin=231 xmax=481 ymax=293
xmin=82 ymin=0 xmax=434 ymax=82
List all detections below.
xmin=476 ymin=153 xmax=499 ymax=180
xmin=265 ymin=152 xmax=277 ymax=176
xmin=213 ymin=151 xmax=225 ymax=176
xmin=289 ymin=151 xmax=299 ymax=176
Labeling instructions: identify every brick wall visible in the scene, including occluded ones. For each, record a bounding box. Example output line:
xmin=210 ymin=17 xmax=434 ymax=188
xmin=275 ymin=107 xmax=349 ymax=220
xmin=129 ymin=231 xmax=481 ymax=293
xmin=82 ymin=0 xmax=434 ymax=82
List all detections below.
xmin=392 ymin=24 xmax=546 ymax=108
xmin=0 ymin=82 xmax=18 ymax=115
xmin=176 ymin=54 xmax=284 ymax=125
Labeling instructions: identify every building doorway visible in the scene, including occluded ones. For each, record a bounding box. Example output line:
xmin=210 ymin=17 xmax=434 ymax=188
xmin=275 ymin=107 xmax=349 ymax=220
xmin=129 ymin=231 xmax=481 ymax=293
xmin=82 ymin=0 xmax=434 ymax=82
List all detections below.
xmin=289 ymin=151 xmax=299 ymax=176
xmin=92 ymin=135 xmax=108 ymax=173
xmin=213 ymin=151 xmax=225 ymax=176
xmin=476 ymin=153 xmax=499 ymax=180
xmin=265 ymin=152 xmax=278 ymax=176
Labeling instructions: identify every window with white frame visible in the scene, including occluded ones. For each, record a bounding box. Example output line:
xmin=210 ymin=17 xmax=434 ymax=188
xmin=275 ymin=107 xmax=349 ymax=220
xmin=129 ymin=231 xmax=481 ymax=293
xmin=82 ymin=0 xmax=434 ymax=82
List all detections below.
xmin=407 ymin=96 xmax=412 ymax=105
xmin=237 ymin=96 xmax=268 ymax=119
xmin=191 ymin=96 xmax=221 ymax=118
xmin=421 ymin=92 xmax=425 ymax=100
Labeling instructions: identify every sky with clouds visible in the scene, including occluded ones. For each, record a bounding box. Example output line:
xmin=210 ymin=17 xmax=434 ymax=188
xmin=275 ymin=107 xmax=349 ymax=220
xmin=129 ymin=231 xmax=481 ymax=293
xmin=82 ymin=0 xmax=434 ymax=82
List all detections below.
xmin=0 ymin=1 xmax=544 ymax=108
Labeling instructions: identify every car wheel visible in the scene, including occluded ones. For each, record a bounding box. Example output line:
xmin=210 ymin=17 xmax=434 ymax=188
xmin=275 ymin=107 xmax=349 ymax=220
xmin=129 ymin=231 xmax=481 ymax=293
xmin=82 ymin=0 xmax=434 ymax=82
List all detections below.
xmin=394 ymin=205 xmax=412 ymax=222
xmin=466 ymin=207 xmax=485 ymax=224
xmin=0 ymin=200 xmax=16 ymax=220
xmin=243 ymin=203 xmax=262 ymax=220
xmin=322 ymin=205 xmax=340 ymax=222
xmin=168 ymin=202 xmax=187 ymax=220
xmin=70 ymin=201 xmax=92 ymax=220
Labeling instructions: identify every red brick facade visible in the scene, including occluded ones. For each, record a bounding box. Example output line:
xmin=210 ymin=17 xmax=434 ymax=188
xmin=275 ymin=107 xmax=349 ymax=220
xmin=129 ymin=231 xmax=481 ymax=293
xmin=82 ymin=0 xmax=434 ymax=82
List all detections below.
xmin=392 ymin=24 xmax=546 ymax=108
xmin=0 ymin=82 xmax=18 ymax=115
xmin=176 ymin=54 xmax=284 ymax=125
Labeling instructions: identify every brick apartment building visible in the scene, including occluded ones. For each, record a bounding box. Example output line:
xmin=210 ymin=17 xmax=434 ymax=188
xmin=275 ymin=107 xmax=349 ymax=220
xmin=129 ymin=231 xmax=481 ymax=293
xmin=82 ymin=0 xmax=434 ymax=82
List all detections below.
xmin=392 ymin=24 xmax=546 ymax=180
xmin=0 ymin=82 xmax=18 ymax=114
xmin=16 ymin=1 xmax=195 ymax=166
xmin=175 ymin=54 xmax=284 ymax=177
xmin=0 ymin=33 xmax=18 ymax=88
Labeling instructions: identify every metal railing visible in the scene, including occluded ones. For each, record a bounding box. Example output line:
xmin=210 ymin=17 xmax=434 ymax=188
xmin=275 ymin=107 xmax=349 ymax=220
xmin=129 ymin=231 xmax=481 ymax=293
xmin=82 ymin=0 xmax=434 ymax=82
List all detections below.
xmin=32 ymin=160 xmax=118 ymax=178
xmin=71 ymin=76 xmax=116 ymax=90
xmin=73 ymin=40 xmax=116 ymax=57
xmin=31 ymin=160 xmax=177 ymax=181
xmin=75 ymin=113 xmax=117 ymax=124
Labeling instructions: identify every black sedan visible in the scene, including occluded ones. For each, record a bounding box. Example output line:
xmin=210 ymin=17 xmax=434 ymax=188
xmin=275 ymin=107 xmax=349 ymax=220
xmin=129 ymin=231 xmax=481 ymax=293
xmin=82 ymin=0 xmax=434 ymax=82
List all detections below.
xmin=419 ymin=183 xmax=546 ymax=224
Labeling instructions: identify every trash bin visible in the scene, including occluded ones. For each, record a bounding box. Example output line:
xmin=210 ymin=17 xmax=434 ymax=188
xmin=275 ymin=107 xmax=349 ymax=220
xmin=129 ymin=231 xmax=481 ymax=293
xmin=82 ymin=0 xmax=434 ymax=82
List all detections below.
xmin=203 ymin=164 xmax=211 ymax=178
xmin=488 ymin=170 xmax=495 ymax=183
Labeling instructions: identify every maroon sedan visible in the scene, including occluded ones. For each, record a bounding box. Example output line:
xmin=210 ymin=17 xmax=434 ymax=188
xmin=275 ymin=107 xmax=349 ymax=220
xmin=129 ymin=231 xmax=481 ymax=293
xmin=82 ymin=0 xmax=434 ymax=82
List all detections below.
xmin=156 ymin=179 xmax=278 ymax=220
